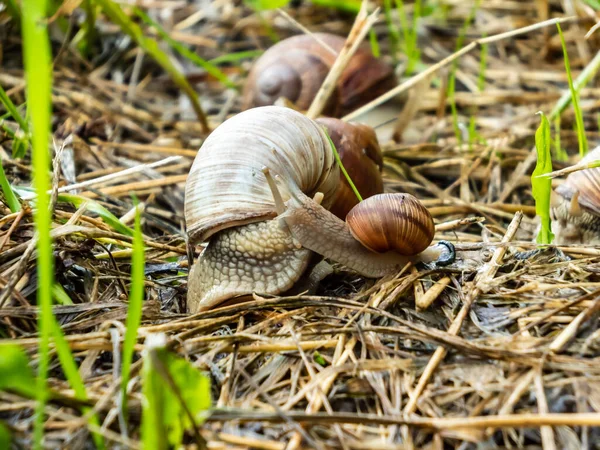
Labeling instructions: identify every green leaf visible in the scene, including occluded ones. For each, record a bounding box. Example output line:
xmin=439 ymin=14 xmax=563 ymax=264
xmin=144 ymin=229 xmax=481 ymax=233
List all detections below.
xmin=532 ymin=112 xmax=554 ymax=245
xmin=58 ymin=193 xmax=134 ymax=236
xmin=310 ymin=0 xmax=361 ymax=13
xmin=121 ymin=195 xmax=146 ymax=421
xmin=313 ymin=351 xmax=327 ymax=367
xmin=0 ymin=421 xmax=11 ymax=449
xmin=0 ymin=344 xmax=37 ymax=397
xmin=94 ymin=0 xmax=209 ymax=131
xmin=244 ymin=0 xmax=289 ymax=10
xmin=12 ymin=135 xmax=29 ymax=159
xmin=0 ymin=156 xmax=22 ymax=213
xmin=142 ymin=335 xmax=211 ymax=448
xmin=52 ymin=283 xmax=73 ymax=305
xmin=556 ymin=23 xmax=588 ymax=157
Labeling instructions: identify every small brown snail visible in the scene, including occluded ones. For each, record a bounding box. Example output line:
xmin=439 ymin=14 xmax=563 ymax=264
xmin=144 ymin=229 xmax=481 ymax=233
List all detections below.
xmin=316 ymin=117 xmax=384 ymax=218
xmin=185 ymin=106 xmax=448 ymax=313
xmin=552 ymin=146 xmax=600 ymax=245
xmin=242 ymin=33 xmax=396 ymax=117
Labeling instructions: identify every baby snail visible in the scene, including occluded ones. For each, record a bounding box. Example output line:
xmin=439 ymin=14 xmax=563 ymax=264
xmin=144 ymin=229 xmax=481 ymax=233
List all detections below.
xmin=242 ymin=32 xmax=396 ymax=117
xmin=551 ymin=146 xmax=600 ymax=245
xmin=184 ymin=106 xmax=453 ymax=313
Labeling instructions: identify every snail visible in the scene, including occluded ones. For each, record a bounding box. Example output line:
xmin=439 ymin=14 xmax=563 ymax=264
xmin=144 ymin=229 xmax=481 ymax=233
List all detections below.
xmin=551 ymin=146 xmax=600 ymax=245
xmin=242 ymin=33 xmax=396 ymax=117
xmin=185 ymin=106 xmax=452 ymax=313
xmin=315 ymin=117 xmax=384 ymax=219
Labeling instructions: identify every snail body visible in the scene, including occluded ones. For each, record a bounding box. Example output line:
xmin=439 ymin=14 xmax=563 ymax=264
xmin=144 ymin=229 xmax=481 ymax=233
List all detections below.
xmin=552 ymin=146 xmax=600 ymax=245
xmin=242 ymin=33 xmax=396 ymax=117
xmin=185 ymin=106 xmax=444 ymax=313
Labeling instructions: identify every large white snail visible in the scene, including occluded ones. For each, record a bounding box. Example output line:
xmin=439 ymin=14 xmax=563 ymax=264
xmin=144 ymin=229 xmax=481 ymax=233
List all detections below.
xmin=184 ymin=106 xmax=450 ymax=313
xmin=552 ymin=146 xmax=600 ymax=245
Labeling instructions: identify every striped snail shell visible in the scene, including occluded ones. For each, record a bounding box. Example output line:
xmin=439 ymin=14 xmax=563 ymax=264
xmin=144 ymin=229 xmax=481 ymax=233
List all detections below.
xmin=185 ymin=106 xmax=339 ymax=244
xmin=347 ymin=193 xmax=435 ymax=256
xmin=242 ymin=33 xmax=396 ymax=117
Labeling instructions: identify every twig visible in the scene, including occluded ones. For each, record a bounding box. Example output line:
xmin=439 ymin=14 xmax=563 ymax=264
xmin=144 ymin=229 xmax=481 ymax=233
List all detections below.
xmin=55 ymin=156 xmax=182 ymax=193
xmin=207 ymin=410 xmax=600 ymax=429
xmin=306 ymin=1 xmax=380 ymax=119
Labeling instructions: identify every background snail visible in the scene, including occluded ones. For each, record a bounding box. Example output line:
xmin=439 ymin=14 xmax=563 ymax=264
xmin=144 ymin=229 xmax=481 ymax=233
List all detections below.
xmin=316 ymin=117 xmax=384 ymax=219
xmin=185 ymin=106 xmax=448 ymax=313
xmin=552 ymin=146 xmax=600 ymax=245
xmin=241 ymin=33 xmax=396 ymax=117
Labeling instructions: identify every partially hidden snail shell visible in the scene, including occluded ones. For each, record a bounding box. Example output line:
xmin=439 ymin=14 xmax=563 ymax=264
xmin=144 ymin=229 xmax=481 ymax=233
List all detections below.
xmin=346 ymin=193 xmax=435 ymax=256
xmin=184 ymin=106 xmax=340 ymax=243
xmin=316 ymin=117 xmax=384 ymax=219
xmin=242 ymin=33 xmax=396 ymax=117
xmin=555 ymin=146 xmax=600 ymax=216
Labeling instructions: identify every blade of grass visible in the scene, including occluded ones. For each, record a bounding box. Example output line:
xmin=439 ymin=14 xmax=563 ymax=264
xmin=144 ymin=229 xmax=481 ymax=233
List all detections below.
xmin=383 ymin=0 xmax=400 ymax=62
xmin=133 ymin=8 xmax=236 ymax=90
xmin=94 ymin=0 xmax=210 ymax=133
xmin=448 ymin=0 xmax=480 ymax=144
xmin=478 ymin=33 xmax=488 ymax=91
xmin=368 ymin=29 xmax=380 ymax=58
xmin=209 ymin=50 xmax=263 ymax=65
xmin=0 ymin=157 xmax=21 ymax=213
xmin=58 ymin=193 xmax=134 ymax=236
xmin=549 ymin=50 xmax=600 ymax=120
xmin=120 ymin=195 xmax=145 ymax=423
xmin=1 ymin=0 xmax=21 ymax=19
xmin=49 ymin=316 xmax=105 ymax=449
xmin=532 ymin=112 xmax=554 ymax=245
xmin=556 ymin=23 xmax=588 ymax=157
xmin=0 ymin=85 xmax=29 ymax=134
xmin=322 ymin=127 xmax=362 ymax=202
xmin=309 ymin=0 xmax=361 ymax=13
xmin=553 ymin=116 xmax=568 ymax=162
xmin=21 ymin=0 xmax=53 ymax=446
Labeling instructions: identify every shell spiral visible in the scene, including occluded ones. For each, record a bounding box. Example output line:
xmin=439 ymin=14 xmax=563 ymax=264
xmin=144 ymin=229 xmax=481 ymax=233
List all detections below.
xmin=185 ymin=106 xmax=340 ymax=243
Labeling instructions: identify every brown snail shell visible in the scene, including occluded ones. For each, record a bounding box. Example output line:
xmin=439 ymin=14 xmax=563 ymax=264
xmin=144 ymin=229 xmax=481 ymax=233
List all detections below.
xmin=346 ymin=193 xmax=435 ymax=256
xmin=316 ymin=117 xmax=384 ymax=219
xmin=242 ymin=33 xmax=396 ymax=117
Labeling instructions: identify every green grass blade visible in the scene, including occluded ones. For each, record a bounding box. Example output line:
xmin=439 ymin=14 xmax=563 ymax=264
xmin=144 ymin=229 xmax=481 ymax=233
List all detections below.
xmin=133 ymin=8 xmax=236 ymax=90
xmin=0 ymin=421 xmax=10 ymax=448
xmin=0 ymin=344 xmax=37 ymax=398
xmin=556 ymin=23 xmax=588 ymax=157
xmin=309 ymin=0 xmax=361 ymax=13
xmin=49 ymin=316 xmax=106 ymax=449
xmin=322 ymin=127 xmax=362 ymax=202
xmin=120 ymin=196 xmax=146 ymax=422
xmin=52 ymin=284 xmax=73 ymax=305
xmin=94 ymin=0 xmax=210 ymax=132
xmin=0 ymin=85 xmax=29 ymax=134
xmin=553 ymin=116 xmax=568 ymax=162
xmin=58 ymin=193 xmax=134 ymax=236
xmin=478 ymin=35 xmax=488 ymax=91
xmin=532 ymin=112 xmax=554 ymax=245
xmin=0 ymin=157 xmax=21 ymax=213
xmin=368 ymin=29 xmax=380 ymax=58
xmin=550 ymin=50 xmax=600 ymax=121
xmin=20 ymin=0 xmax=53 ymax=445
xmin=209 ymin=50 xmax=263 ymax=65
xmin=382 ymin=0 xmax=400 ymax=62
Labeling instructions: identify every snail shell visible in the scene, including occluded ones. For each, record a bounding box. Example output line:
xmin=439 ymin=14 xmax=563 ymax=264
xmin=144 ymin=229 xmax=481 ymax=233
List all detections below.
xmin=552 ymin=146 xmax=600 ymax=244
xmin=185 ymin=106 xmax=339 ymax=243
xmin=555 ymin=147 xmax=600 ymax=216
xmin=346 ymin=193 xmax=435 ymax=256
xmin=316 ymin=117 xmax=384 ymax=219
xmin=242 ymin=33 xmax=396 ymax=117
